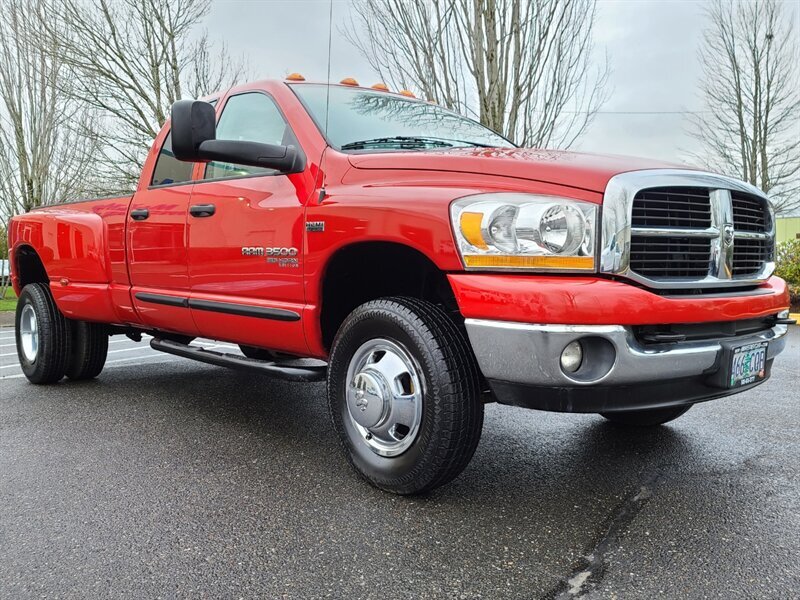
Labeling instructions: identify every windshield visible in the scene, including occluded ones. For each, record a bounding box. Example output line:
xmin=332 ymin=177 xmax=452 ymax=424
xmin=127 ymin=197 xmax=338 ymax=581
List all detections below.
xmin=291 ymin=84 xmax=515 ymax=152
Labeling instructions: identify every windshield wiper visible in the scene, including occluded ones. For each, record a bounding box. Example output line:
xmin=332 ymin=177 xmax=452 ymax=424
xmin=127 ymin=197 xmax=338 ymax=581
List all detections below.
xmin=424 ymin=137 xmax=494 ymax=148
xmin=340 ymin=136 xmax=454 ymax=151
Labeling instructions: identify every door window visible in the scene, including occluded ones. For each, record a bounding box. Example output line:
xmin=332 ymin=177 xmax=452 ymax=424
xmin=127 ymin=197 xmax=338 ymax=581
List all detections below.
xmin=204 ymin=92 xmax=296 ymax=180
xmin=151 ymin=132 xmax=193 ymax=187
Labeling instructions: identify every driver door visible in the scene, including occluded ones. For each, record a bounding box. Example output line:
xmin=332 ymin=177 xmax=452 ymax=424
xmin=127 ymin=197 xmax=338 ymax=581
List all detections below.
xmin=186 ymin=91 xmax=313 ymax=355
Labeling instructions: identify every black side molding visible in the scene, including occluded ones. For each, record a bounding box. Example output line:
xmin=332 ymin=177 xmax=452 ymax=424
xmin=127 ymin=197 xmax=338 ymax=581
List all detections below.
xmin=135 ymin=292 xmax=189 ymax=308
xmin=134 ymin=293 xmax=300 ymax=322
xmin=188 ymin=298 xmax=300 ymax=322
xmin=150 ymin=338 xmax=325 ymax=382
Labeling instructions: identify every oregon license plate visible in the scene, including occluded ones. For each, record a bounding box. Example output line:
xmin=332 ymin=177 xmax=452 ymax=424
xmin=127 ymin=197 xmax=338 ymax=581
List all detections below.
xmin=728 ymin=341 xmax=768 ymax=388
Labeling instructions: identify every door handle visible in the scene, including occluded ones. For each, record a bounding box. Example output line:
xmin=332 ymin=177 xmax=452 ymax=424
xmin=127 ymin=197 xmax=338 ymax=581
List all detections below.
xmin=189 ymin=204 xmax=216 ymax=218
xmin=130 ymin=208 xmax=149 ymax=221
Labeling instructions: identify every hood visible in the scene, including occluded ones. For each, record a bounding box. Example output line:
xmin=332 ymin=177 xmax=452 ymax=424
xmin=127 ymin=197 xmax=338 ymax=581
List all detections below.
xmin=347 ymin=147 xmax=690 ymax=193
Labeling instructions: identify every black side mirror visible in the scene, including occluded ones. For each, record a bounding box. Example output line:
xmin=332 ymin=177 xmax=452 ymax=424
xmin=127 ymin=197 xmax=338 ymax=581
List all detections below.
xmin=169 ymin=100 xmax=305 ymax=174
xmin=171 ymin=99 xmax=216 ymax=161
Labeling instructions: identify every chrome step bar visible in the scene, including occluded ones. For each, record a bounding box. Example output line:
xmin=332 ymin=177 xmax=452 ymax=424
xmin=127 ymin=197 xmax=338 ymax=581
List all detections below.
xmin=150 ymin=338 xmax=326 ymax=382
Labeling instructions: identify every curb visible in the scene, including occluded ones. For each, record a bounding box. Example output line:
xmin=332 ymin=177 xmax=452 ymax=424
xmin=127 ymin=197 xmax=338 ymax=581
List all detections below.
xmin=790 ymin=313 xmax=800 ymax=323
xmin=0 ymin=312 xmax=14 ymax=328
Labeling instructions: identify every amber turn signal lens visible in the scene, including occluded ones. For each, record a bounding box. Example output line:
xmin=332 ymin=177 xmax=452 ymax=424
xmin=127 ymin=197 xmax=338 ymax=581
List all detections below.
xmin=286 ymin=73 xmax=305 ymax=81
xmin=463 ymin=255 xmax=595 ymax=270
xmin=340 ymin=77 xmax=359 ymax=86
xmin=459 ymin=212 xmax=488 ymax=249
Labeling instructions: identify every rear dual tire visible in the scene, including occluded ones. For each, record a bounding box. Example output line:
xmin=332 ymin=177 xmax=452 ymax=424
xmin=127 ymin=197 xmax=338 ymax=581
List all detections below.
xmin=16 ymin=283 xmax=108 ymax=384
xmin=65 ymin=321 xmax=109 ymax=380
xmin=16 ymin=283 xmax=71 ymax=384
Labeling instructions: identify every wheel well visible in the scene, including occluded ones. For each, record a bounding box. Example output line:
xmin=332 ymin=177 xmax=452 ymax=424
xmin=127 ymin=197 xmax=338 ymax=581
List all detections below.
xmin=14 ymin=245 xmax=49 ymax=288
xmin=320 ymin=242 xmax=460 ymax=350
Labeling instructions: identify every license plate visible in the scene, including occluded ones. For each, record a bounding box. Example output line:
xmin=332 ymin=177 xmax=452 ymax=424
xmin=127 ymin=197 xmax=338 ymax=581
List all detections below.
xmin=728 ymin=341 xmax=768 ymax=388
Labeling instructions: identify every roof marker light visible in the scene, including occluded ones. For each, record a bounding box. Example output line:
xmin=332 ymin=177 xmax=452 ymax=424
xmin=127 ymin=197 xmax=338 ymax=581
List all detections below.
xmin=340 ymin=77 xmax=359 ymax=86
xmin=371 ymin=83 xmax=390 ymax=91
xmin=286 ymin=73 xmax=305 ymax=81
xmin=399 ymin=89 xmax=416 ymax=98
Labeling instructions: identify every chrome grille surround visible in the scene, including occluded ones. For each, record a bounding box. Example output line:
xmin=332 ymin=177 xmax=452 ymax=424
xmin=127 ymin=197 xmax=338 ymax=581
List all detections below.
xmin=600 ymin=170 xmax=775 ymax=290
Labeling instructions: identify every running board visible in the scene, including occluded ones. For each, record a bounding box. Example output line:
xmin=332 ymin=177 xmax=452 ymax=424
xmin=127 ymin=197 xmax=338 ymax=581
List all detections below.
xmin=150 ymin=339 xmax=327 ymax=382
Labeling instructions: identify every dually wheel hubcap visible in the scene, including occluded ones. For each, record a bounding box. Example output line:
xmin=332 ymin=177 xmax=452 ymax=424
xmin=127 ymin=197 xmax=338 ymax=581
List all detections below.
xmin=19 ymin=303 xmax=39 ymax=362
xmin=345 ymin=338 xmax=424 ymax=457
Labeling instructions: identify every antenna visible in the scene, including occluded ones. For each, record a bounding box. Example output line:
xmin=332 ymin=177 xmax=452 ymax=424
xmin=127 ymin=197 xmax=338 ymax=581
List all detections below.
xmin=323 ymin=0 xmax=334 ymax=139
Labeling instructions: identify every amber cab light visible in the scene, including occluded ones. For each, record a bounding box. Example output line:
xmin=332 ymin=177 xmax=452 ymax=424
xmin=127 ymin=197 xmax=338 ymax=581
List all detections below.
xmin=399 ymin=89 xmax=416 ymax=98
xmin=371 ymin=83 xmax=390 ymax=91
xmin=340 ymin=77 xmax=359 ymax=86
xmin=286 ymin=73 xmax=305 ymax=81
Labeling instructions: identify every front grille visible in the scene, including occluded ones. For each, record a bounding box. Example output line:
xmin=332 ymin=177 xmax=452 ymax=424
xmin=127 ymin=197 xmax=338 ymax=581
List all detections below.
xmin=731 ymin=192 xmax=768 ymax=232
xmin=626 ymin=185 xmax=772 ymax=284
xmin=601 ymin=172 xmax=775 ymax=291
xmin=630 ymin=237 xmax=711 ymax=277
xmin=631 ymin=187 xmax=711 ymax=228
xmin=733 ymin=238 xmax=772 ymax=276
xmin=630 ymin=187 xmax=713 ymax=278
xmin=731 ymin=192 xmax=771 ymax=276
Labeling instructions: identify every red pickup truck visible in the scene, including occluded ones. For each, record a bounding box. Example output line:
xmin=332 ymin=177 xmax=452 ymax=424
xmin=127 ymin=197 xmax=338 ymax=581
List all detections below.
xmin=9 ymin=78 xmax=792 ymax=494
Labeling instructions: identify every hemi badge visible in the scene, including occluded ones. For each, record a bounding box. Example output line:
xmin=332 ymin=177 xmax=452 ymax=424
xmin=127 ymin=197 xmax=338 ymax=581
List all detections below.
xmin=306 ymin=221 xmax=325 ymax=232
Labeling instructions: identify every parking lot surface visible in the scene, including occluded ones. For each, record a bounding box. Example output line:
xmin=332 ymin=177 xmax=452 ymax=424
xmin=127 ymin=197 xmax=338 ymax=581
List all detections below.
xmin=1 ymin=326 xmax=798 ymax=599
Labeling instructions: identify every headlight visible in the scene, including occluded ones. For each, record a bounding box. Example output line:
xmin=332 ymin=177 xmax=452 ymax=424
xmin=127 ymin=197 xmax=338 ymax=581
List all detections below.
xmin=450 ymin=193 xmax=598 ymax=270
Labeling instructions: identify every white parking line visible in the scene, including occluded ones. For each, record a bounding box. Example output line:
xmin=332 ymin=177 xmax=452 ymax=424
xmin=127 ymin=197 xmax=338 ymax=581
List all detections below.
xmin=109 ymin=338 xmax=147 ymax=345
xmin=0 ymin=355 xmax=185 ymax=380
xmin=0 ymin=333 xmax=149 ymax=341
xmin=107 ymin=346 xmax=159 ymax=355
xmin=1 ymin=339 xmax=147 ymax=351
xmin=0 ymin=342 xmax=230 ymax=372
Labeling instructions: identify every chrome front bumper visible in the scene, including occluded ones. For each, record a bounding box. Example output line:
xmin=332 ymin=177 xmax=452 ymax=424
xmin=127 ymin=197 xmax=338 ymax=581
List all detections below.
xmin=465 ymin=318 xmax=789 ymax=412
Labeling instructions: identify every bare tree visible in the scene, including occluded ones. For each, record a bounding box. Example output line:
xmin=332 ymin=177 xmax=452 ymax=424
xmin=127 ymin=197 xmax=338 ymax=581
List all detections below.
xmin=347 ymin=0 xmax=609 ymax=149
xmin=690 ymin=0 xmax=800 ymax=215
xmin=46 ymin=0 xmax=247 ymax=190
xmin=0 ymin=0 xmax=103 ymax=223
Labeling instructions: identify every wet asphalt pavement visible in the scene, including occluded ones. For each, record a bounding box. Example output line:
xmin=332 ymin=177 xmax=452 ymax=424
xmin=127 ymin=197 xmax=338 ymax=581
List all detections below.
xmin=0 ymin=326 xmax=798 ymax=599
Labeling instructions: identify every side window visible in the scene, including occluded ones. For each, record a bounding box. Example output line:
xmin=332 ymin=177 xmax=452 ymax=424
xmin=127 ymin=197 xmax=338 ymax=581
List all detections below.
xmin=150 ymin=132 xmax=193 ymax=187
xmin=204 ymin=92 xmax=294 ymax=180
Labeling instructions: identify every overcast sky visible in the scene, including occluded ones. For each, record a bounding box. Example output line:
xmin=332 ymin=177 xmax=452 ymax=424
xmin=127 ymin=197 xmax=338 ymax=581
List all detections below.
xmin=205 ymin=0 xmax=713 ymax=164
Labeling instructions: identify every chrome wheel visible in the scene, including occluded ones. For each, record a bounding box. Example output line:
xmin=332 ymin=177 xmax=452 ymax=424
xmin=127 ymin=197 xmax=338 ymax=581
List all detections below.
xmin=19 ymin=303 xmax=39 ymax=362
xmin=345 ymin=338 xmax=424 ymax=457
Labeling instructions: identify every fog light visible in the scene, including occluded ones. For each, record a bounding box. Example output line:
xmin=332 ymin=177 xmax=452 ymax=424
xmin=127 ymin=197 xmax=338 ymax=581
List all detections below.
xmin=560 ymin=341 xmax=583 ymax=373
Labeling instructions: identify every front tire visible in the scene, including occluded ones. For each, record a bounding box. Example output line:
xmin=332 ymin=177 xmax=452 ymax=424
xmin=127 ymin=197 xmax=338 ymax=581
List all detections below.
xmin=601 ymin=405 xmax=691 ymax=427
xmin=65 ymin=321 xmax=109 ymax=380
xmin=15 ymin=283 xmax=70 ymax=384
xmin=327 ymin=297 xmax=484 ymax=495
